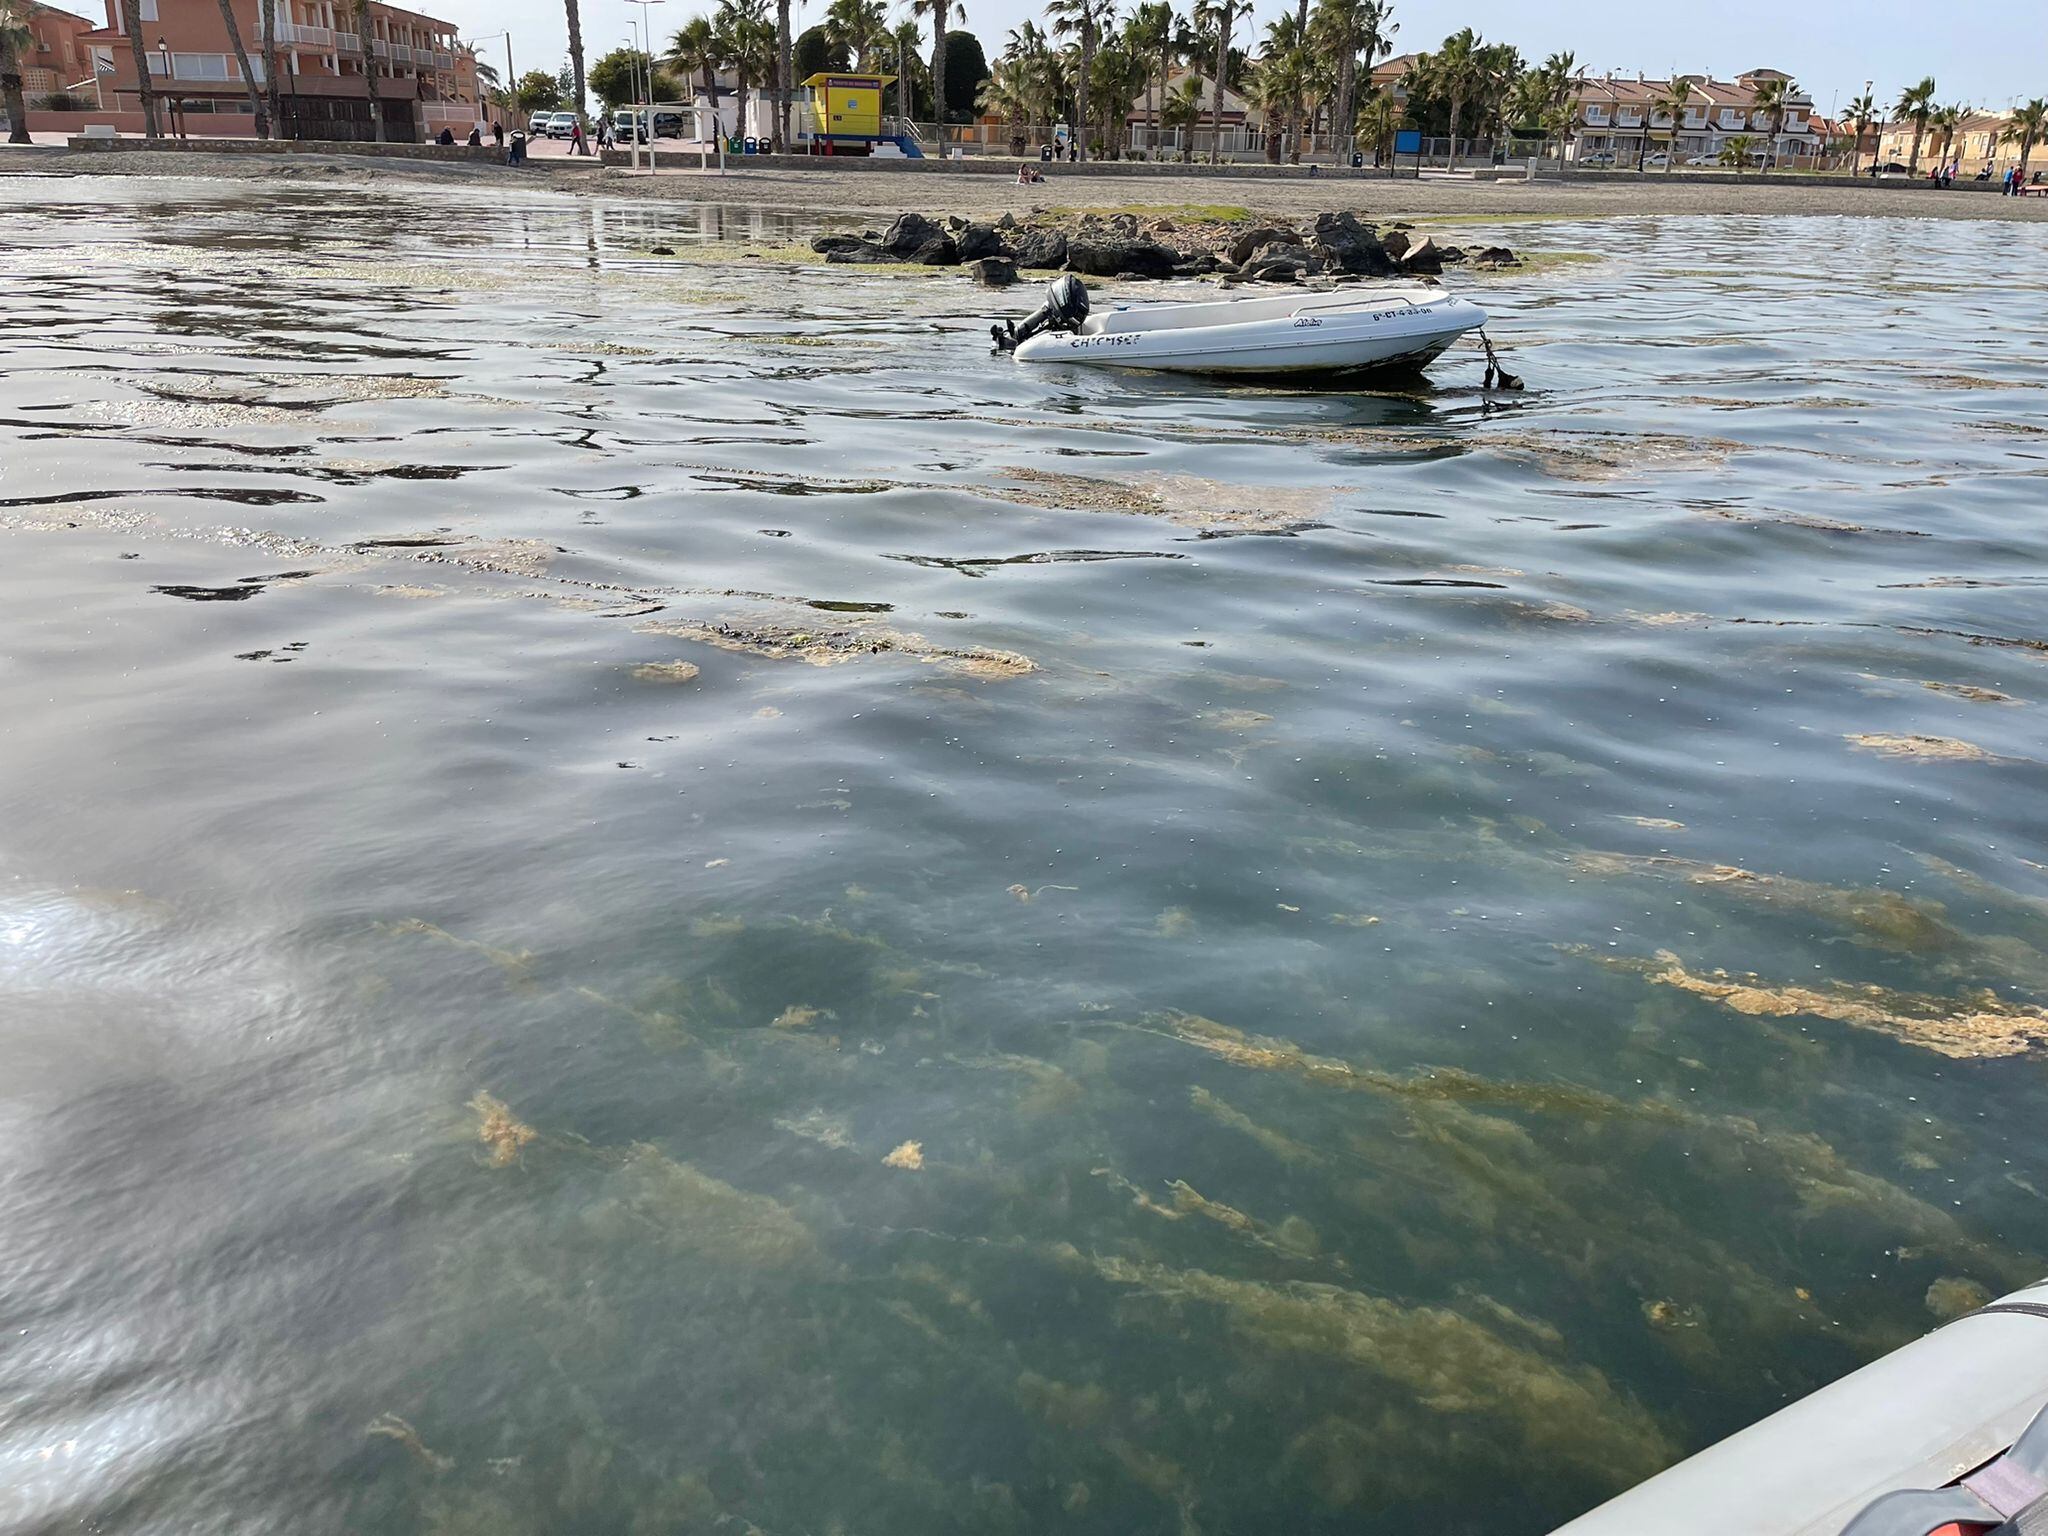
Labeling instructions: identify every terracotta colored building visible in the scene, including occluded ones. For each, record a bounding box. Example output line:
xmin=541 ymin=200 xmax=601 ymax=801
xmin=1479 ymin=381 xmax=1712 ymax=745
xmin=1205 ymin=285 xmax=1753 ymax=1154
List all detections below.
xmin=75 ymin=0 xmax=479 ymax=141
xmin=14 ymin=3 xmax=100 ymax=99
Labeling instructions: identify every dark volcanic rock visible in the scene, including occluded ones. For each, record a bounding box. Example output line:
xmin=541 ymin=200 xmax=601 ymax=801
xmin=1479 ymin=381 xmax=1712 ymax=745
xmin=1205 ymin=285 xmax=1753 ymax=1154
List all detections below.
xmin=1010 ymin=226 xmax=1069 ymax=269
xmin=881 ymin=212 xmax=944 ymax=256
xmin=810 ymin=232 xmax=871 ymax=255
xmin=1065 ymin=238 xmax=1179 ymax=279
xmin=912 ymin=235 xmax=961 ymax=266
xmin=1226 ymin=224 xmax=1300 ymax=265
xmin=1400 ymin=235 xmax=1443 ymax=274
xmin=1380 ymin=229 xmax=1411 ymax=259
xmin=1243 ymin=253 xmax=1308 ymax=282
xmin=824 ymin=241 xmax=895 ymax=264
xmin=1304 ymin=211 xmax=1397 ymax=276
xmin=969 ymin=256 xmax=1019 ymax=287
xmin=955 ymin=222 xmax=1009 ymax=261
xmin=1470 ymin=245 xmax=1520 ymax=267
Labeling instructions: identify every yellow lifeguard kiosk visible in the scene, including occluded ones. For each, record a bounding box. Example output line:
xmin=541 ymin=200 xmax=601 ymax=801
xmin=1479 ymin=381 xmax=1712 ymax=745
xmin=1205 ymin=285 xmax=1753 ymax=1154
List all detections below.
xmin=798 ymin=73 xmax=916 ymax=155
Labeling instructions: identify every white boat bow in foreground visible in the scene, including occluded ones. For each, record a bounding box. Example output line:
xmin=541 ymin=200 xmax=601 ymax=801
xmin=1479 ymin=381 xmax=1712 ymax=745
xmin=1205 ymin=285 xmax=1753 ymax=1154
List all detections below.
xmin=994 ymin=276 xmax=1487 ymax=378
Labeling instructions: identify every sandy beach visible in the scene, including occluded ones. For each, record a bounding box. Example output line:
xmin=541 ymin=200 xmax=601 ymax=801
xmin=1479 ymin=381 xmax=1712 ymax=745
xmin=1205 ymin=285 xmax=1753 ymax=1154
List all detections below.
xmin=8 ymin=147 xmax=2048 ymax=223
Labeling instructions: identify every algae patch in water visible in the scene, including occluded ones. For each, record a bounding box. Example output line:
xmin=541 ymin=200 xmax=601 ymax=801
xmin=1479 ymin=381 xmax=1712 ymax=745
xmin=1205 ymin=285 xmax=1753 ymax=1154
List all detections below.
xmin=632 ymin=660 xmax=701 ymax=683
xmin=883 ymin=1139 xmax=926 ymax=1170
xmin=367 ymin=1413 xmax=454 ymax=1473
xmin=471 ymin=1092 xmax=538 ymax=1167
xmin=1846 ymin=732 xmax=2005 ymax=762
xmin=1603 ymin=949 xmax=2048 ymax=1060
xmin=636 ymin=617 xmax=1034 ymax=678
xmin=1069 ymin=1250 xmax=1675 ymax=1489
xmin=997 ymin=467 xmax=1331 ymax=532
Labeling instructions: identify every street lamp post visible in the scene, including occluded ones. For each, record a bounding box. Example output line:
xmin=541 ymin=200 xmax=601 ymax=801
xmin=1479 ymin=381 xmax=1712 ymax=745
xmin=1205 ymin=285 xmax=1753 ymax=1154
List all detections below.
xmin=627 ymin=0 xmax=666 ymax=173
xmin=154 ymin=39 xmax=187 ymax=140
xmin=465 ymin=31 xmax=514 ymax=138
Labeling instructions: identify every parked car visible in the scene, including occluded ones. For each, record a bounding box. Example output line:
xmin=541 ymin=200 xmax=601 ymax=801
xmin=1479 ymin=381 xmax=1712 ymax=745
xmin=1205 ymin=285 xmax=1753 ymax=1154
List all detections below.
xmin=1868 ymin=161 xmax=1911 ymax=176
xmin=1643 ymin=151 xmax=1670 ymax=166
xmin=612 ymin=109 xmax=639 ymax=142
xmin=1578 ymin=151 xmax=1616 ymax=167
xmin=527 ymin=112 xmax=551 ymax=137
xmin=543 ymin=112 xmax=579 ymax=139
xmin=650 ymin=111 xmax=687 ymax=139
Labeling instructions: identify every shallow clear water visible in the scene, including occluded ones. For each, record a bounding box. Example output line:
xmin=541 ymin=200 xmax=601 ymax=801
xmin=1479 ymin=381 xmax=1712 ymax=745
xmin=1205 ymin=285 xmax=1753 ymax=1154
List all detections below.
xmin=3 ymin=180 xmax=2047 ymax=1535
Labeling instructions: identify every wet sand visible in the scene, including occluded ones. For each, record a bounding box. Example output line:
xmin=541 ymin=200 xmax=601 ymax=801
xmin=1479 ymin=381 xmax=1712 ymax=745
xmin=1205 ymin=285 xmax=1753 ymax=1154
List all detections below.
xmin=9 ymin=147 xmax=2048 ymax=222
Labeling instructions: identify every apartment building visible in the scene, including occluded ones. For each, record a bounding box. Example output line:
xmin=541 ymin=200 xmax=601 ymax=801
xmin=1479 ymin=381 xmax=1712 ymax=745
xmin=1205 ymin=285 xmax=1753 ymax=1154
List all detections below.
xmin=1571 ymin=68 xmax=1820 ymax=166
xmin=11 ymin=3 xmax=99 ymax=99
xmin=76 ymin=0 xmax=479 ymax=141
xmin=1876 ymin=110 xmax=2023 ymax=177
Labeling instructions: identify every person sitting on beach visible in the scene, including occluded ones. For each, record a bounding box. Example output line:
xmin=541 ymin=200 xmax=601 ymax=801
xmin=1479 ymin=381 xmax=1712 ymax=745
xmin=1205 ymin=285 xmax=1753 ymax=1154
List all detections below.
xmin=436 ymin=127 xmax=456 ymax=146
xmin=1017 ymin=164 xmax=1045 ymax=184
xmin=467 ymin=126 xmax=482 ymax=148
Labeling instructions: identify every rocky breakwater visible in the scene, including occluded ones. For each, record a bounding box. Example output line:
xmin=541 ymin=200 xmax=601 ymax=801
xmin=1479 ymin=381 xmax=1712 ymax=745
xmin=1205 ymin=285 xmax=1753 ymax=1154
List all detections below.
xmin=809 ymin=209 xmax=1520 ymax=288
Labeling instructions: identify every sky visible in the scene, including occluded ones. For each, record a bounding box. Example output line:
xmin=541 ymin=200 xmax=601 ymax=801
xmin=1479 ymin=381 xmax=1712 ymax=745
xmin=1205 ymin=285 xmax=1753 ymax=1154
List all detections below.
xmin=51 ymin=0 xmax=2048 ymax=112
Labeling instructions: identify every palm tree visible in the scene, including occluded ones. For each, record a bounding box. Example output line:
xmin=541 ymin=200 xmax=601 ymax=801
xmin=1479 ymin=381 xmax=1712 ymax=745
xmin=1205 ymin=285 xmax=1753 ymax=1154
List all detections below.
xmin=1894 ymin=75 xmax=1934 ymax=173
xmin=1123 ymin=2 xmax=1171 ymax=153
xmin=822 ymin=0 xmax=885 ymax=66
xmin=909 ymin=0 xmax=962 ymax=138
xmin=1354 ymin=86 xmax=1398 ymax=165
xmin=1248 ymin=25 xmax=1301 ymax=163
xmin=1749 ymin=75 xmax=1791 ymax=169
xmin=889 ymin=17 xmax=920 ymax=123
xmin=1190 ymin=0 xmax=1236 ymax=162
xmin=1653 ymin=77 xmax=1691 ymax=171
xmin=1160 ymin=70 xmax=1202 ymax=158
xmin=1090 ymin=36 xmax=1148 ymax=154
xmin=1719 ymin=132 xmax=1753 ymax=172
xmin=772 ymin=0 xmax=798 ymax=149
xmin=714 ymin=0 xmax=776 ymax=140
xmin=1929 ymin=101 xmax=1963 ymax=171
xmin=347 ymin=0 xmax=383 ymax=140
xmin=2004 ymin=98 xmax=2046 ymax=182
xmin=119 ymin=0 xmax=161 ymax=138
xmin=259 ymin=0 xmax=281 ymax=137
xmin=671 ymin=14 xmax=720 ymax=134
xmin=212 ymin=0 xmax=268 ymax=137
xmin=1310 ymin=0 xmax=1383 ymax=162
xmin=1413 ymin=26 xmax=1482 ymax=169
xmin=1259 ymin=11 xmax=1307 ymax=162
xmin=564 ymin=0 xmax=588 ymax=134
xmin=0 ymin=3 xmax=31 ymax=145
xmin=1842 ymin=89 xmax=1874 ymax=173
xmin=1046 ymin=0 xmax=1111 ymax=160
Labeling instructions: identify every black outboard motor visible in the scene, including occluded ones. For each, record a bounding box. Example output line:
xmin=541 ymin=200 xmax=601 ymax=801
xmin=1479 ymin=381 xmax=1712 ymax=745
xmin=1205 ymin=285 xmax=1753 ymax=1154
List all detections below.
xmin=992 ymin=275 xmax=1091 ymax=353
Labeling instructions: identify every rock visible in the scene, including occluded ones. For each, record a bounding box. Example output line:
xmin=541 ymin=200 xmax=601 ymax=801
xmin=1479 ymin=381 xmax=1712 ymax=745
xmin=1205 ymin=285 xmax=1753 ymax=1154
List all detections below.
xmin=1303 ymin=210 xmax=1397 ymax=276
xmin=912 ymin=235 xmax=961 ymax=266
xmin=881 ymin=212 xmax=943 ymax=256
xmin=1010 ymin=226 xmax=1069 ymax=270
xmin=1243 ymin=253 xmax=1308 ymax=283
xmin=1151 ymin=218 xmax=1176 ymax=233
xmin=649 ymin=245 xmax=676 ymax=256
xmin=1226 ymin=224 xmax=1299 ymax=266
xmin=1470 ymin=245 xmax=1520 ymax=267
xmin=1400 ymin=235 xmax=1443 ymax=274
xmin=995 ymin=211 xmax=1018 ymax=230
xmin=1438 ymin=244 xmax=1468 ymax=264
xmin=1065 ymin=238 xmax=1181 ymax=279
xmin=945 ymin=214 xmax=968 ymax=231
xmin=1380 ymin=229 xmax=1410 ymax=259
xmin=1108 ymin=212 xmax=1140 ymax=236
xmin=969 ymin=256 xmax=1019 ymax=287
xmin=824 ymin=243 xmax=896 ymax=264
xmin=955 ymin=222 xmax=1009 ymax=261
xmin=810 ymin=232 xmax=871 ymax=255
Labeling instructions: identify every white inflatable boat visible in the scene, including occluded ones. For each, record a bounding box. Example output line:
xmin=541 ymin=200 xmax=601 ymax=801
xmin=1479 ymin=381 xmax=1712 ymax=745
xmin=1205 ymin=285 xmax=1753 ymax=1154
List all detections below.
xmin=993 ymin=276 xmax=1486 ymax=378
xmin=1552 ymin=1278 xmax=2048 ymax=1536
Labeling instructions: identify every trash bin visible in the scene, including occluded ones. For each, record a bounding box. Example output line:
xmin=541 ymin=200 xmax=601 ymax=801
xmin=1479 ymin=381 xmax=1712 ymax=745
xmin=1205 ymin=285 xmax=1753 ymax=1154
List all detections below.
xmin=744 ymin=135 xmax=758 ymax=154
xmin=1040 ymin=144 xmax=1054 ymax=163
xmin=1351 ymin=151 xmax=1364 ymax=168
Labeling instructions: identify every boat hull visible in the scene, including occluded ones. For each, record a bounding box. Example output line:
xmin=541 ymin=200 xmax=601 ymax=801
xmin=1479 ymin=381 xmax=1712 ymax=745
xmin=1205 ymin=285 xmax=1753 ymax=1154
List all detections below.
xmin=1012 ymin=290 xmax=1487 ymax=377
